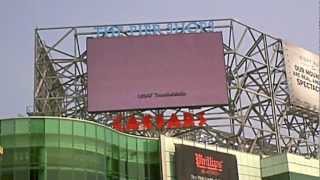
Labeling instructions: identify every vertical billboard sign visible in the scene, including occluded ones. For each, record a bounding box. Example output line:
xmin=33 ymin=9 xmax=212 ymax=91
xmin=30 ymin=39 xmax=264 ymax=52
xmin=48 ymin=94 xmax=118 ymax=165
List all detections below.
xmin=175 ymin=144 xmax=239 ymax=180
xmin=87 ymin=32 xmax=228 ymax=112
xmin=283 ymin=42 xmax=320 ymax=112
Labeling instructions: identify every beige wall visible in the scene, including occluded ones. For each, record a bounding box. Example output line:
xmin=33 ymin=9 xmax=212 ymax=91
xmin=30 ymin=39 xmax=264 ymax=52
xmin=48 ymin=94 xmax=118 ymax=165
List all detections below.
xmin=261 ymin=153 xmax=320 ymax=178
xmin=160 ymin=135 xmax=261 ymax=180
xmin=160 ymin=135 xmax=320 ymax=180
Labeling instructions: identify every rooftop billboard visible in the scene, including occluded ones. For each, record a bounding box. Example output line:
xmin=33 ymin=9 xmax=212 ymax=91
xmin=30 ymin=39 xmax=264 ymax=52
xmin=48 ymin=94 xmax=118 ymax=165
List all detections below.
xmin=175 ymin=144 xmax=239 ymax=180
xmin=87 ymin=32 xmax=227 ymax=112
xmin=283 ymin=42 xmax=320 ymax=112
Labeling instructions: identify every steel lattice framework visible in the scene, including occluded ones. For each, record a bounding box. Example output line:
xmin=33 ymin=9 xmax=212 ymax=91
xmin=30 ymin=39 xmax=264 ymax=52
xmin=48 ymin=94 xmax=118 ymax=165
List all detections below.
xmin=33 ymin=19 xmax=319 ymax=158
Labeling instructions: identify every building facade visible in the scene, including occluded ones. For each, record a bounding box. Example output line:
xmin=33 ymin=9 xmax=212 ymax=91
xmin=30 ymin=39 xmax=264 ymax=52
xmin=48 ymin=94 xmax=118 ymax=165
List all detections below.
xmin=0 ymin=117 xmax=160 ymax=180
xmin=0 ymin=117 xmax=319 ymax=180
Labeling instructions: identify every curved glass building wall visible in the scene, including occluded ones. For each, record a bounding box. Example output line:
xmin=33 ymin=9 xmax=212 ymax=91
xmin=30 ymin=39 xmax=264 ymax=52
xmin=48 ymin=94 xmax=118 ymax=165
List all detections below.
xmin=0 ymin=117 xmax=160 ymax=180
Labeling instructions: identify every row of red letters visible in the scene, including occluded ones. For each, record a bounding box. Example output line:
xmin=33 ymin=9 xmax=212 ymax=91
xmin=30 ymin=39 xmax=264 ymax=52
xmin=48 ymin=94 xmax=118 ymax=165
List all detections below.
xmin=113 ymin=112 xmax=207 ymax=131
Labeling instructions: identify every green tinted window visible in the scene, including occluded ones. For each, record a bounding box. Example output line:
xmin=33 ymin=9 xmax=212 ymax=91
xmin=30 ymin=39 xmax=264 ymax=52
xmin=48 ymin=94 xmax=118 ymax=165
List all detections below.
xmin=97 ymin=139 xmax=105 ymax=155
xmin=15 ymin=134 xmax=31 ymax=147
xmin=97 ymin=126 xmax=105 ymax=141
xmin=73 ymin=135 xmax=85 ymax=150
xmin=105 ymin=129 xmax=112 ymax=144
xmin=1 ymin=135 xmax=16 ymax=148
xmin=47 ymin=169 xmax=59 ymax=180
xmin=45 ymin=134 xmax=59 ymax=147
xmin=73 ymin=171 xmax=86 ymax=180
xmin=31 ymin=134 xmax=44 ymax=147
xmin=14 ymin=169 xmax=29 ymax=180
xmin=58 ymin=169 xmax=73 ymax=180
xmin=45 ymin=119 xmax=59 ymax=134
xmin=0 ymin=117 xmax=161 ymax=180
xmin=30 ymin=119 xmax=44 ymax=134
xmin=1 ymin=120 xmax=15 ymax=135
xmin=15 ymin=119 xmax=29 ymax=134
xmin=127 ymin=136 xmax=137 ymax=151
xmin=86 ymin=123 xmax=96 ymax=138
xmin=73 ymin=121 xmax=85 ymax=136
xmin=119 ymin=135 xmax=127 ymax=161
xmin=60 ymin=120 xmax=72 ymax=135
xmin=137 ymin=139 xmax=147 ymax=163
xmin=60 ymin=134 xmax=73 ymax=148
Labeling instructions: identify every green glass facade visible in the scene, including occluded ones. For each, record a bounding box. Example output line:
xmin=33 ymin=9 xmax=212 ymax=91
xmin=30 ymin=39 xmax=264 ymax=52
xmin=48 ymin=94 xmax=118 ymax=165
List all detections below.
xmin=0 ymin=117 xmax=161 ymax=180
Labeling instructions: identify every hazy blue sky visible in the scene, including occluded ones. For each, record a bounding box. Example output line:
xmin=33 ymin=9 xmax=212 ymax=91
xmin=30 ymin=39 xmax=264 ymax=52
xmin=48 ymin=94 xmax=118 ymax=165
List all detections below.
xmin=0 ymin=0 xmax=318 ymax=118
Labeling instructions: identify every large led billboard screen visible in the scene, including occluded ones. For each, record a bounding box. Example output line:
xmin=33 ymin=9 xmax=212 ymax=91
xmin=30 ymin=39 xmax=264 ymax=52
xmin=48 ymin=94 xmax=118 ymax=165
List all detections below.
xmin=175 ymin=144 xmax=239 ymax=180
xmin=87 ymin=32 xmax=227 ymax=112
xmin=283 ymin=42 xmax=320 ymax=112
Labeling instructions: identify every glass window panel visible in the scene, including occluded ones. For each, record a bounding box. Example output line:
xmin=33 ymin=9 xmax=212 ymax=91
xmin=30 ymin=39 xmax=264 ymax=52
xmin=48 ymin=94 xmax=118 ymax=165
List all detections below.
xmin=148 ymin=141 xmax=159 ymax=152
xmin=85 ymin=152 xmax=100 ymax=171
xmin=106 ymin=156 xmax=112 ymax=173
xmin=1 ymin=148 xmax=14 ymax=167
xmin=111 ymin=133 xmax=119 ymax=160
xmin=148 ymin=141 xmax=159 ymax=164
xmin=58 ymin=169 xmax=73 ymax=180
xmin=45 ymin=134 xmax=59 ymax=147
xmin=144 ymin=163 xmax=150 ymax=178
xmin=137 ymin=139 xmax=146 ymax=163
xmin=15 ymin=119 xmax=29 ymax=134
xmin=86 ymin=123 xmax=96 ymax=138
xmin=137 ymin=139 xmax=146 ymax=151
xmin=96 ymin=153 xmax=106 ymax=172
xmin=73 ymin=121 xmax=85 ymax=136
xmin=105 ymin=129 xmax=112 ymax=157
xmin=1 ymin=170 xmax=14 ymax=180
xmin=105 ymin=129 xmax=111 ymax=144
xmin=127 ymin=136 xmax=136 ymax=151
xmin=31 ymin=134 xmax=44 ymax=147
xmin=150 ymin=164 xmax=160 ymax=179
xmin=127 ymin=137 xmax=137 ymax=164
xmin=15 ymin=134 xmax=31 ymax=147
xmin=30 ymin=147 xmax=42 ymax=166
xmin=137 ymin=163 xmax=146 ymax=180
xmin=45 ymin=119 xmax=59 ymax=134
xmin=119 ymin=136 xmax=127 ymax=161
xmin=1 ymin=135 xmax=16 ymax=148
xmin=1 ymin=120 xmax=15 ymax=135
xmin=14 ymin=169 xmax=29 ymax=180
xmin=14 ymin=147 xmax=30 ymax=166
xmin=46 ymin=148 xmax=60 ymax=166
xmin=119 ymin=161 xmax=127 ymax=179
xmin=97 ymin=140 xmax=105 ymax=155
xmin=86 ymin=137 xmax=96 ymax=152
xmin=71 ymin=149 xmax=87 ymax=169
xmin=47 ymin=169 xmax=59 ymax=180
xmin=73 ymin=135 xmax=85 ymax=150
xmin=128 ymin=149 xmax=137 ymax=164
xmin=60 ymin=134 xmax=73 ymax=148
xmin=87 ymin=172 xmax=97 ymax=180
xmin=30 ymin=119 xmax=44 ymax=134
xmin=119 ymin=135 xmax=127 ymax=149
xmin=30 ymin=169 xmax=41 ymax=180
xmin=97 ymin=174 xmax=106 ymax=180
xmin=73 ymin=171 xmax=86 ymax=180
xmin=111 ymin=132 xmax=119 ymax=146
xmin=111 ymin=158 xmax=119 ymax=177
xmin=105 ymin=140 xmax=112 ymax=158
xmin=97 ymin=126 xmax=105 ymax=141
xmin=127 ymin=161 xmax=138 ymax=179
xmin=60 ymin=120 xmax=72 ymax=135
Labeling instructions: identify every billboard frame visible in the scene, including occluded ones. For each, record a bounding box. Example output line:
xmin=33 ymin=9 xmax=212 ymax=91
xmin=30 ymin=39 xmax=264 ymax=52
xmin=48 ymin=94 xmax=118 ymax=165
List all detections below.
xmin=32 ymin=19 xmax=319 ymax=158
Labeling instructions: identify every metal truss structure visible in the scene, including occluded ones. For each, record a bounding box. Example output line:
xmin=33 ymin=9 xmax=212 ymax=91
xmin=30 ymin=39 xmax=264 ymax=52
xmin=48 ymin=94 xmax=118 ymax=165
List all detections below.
xmin=33 ymin=19 xmax=319 ymax=158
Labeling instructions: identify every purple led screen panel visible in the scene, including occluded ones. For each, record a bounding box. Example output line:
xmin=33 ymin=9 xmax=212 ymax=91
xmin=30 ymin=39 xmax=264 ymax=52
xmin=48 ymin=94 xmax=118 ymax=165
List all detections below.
xmin=87 ymin=32 xmax=228 ymax=112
